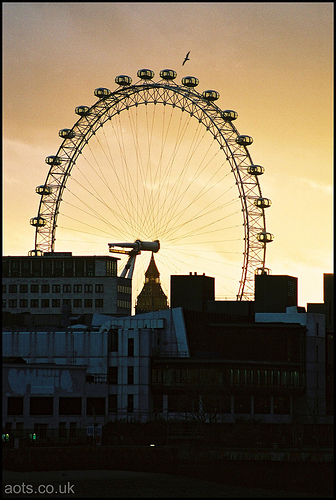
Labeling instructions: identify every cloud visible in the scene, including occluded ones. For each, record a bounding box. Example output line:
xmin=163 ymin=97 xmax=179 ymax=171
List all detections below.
xmin=301 ymin=178 xmax=333 ymax=195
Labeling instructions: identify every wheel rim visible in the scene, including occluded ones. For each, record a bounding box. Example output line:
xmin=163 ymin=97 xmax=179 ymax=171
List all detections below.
xmin=33 ymin=72 xmax=270 ymax=304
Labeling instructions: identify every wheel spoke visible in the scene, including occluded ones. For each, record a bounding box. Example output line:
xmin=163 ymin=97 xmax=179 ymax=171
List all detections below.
xmin=33 ymin=72 xmax=270 ymax=304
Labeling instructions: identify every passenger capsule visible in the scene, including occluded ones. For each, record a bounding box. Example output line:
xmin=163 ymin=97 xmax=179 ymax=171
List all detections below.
xmin=181 ymin=76 xmax=199 ymax=87
xmin=257 ymin=231 xmax=274 ymax=243
xmin=75 ymin=106 xmax=90 ymax=116
xmin=115 ymin=75 xmax=132 ymax=86
xmin=159 ymin=69 xmax=177 ymax=80
xmin=30 ymin=216 xmax=46 ymax=227
xmin=45 ymin=156 xmax=62 ymax=166
xmin=28 ymin=249 xmax=44 ymax=257
xmin=254 ymin=197 xmax=272 ymax=209
xmin=221 ymin=109 xmax=238 ymax=121
xmin=36 ymin=185 xmax=52 ymax=196
xmin=59 ymin=128 xmax=75 ymax=139
xmin=202 ymin=90 xmax=220 ymax=101
xmin=236 ymin=135 xmax=253 ymax=146
xmin=137 ymin=69 xmax=155 ymax=80
xmin=247 ymin=165 xmax=265 ymax=176
xmin=94 ymin=87 xmax=111 ymax=98
xmin=255 ymin=267 xmax=272 ymax=275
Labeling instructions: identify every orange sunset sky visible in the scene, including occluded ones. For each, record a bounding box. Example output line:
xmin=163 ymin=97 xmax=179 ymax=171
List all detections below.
xmin=2 ymin=2 xmax=333 ymax=308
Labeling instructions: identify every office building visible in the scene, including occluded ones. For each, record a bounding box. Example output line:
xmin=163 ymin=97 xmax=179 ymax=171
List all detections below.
xmin=2 ymin=252 xmax=132 ymax=326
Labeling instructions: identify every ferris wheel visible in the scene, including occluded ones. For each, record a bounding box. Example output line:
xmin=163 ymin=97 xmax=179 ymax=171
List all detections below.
xmin=29 ymin=68 xmax=274 ymax=303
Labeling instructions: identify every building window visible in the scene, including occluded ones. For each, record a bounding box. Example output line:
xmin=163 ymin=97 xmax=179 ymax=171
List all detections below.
xmin=118 ymin=285 xmax=132 ymax=294
xmin=64 ymin=259 xmax=73 ymax=277
xmin=59 ymin=397 xmax=82 ymax=416
xmin=220 ymin=395 xmax=231 ymax=414
xmin=108 ymin=366 xmax=118 ymax=384
xmin=84 ymin=299 xmax=92 ymax=308
xmin=108 ymin=395 xmax=118 ymax=413
xmin=2 ymin=284 xmax=6 ymax=293
xmin=245 ymin=369 xmax=254 ymax=387
xmin=34 ymin=423 xmax=48 ymax=438
xmin=52 ymin=299 xmax=61 ymax=308
xmin=10 ymin=260 xmax=20 ymax=277
xmin=95 ymin=284 xmax=104 ymax=293
xmin=31 ymin=284 xmax=39 ymax=293
xmin=108 ymin=328 xmax=118 ymax=351
xmin=127 ymin=394 xmax=134 ymax=413
xmin=2 ymin=299 xmax=6 ymax=308
xmin=95 ymin=299 xmax=103 ymax=308
xmin=167 ymin=395 xmax=179 ymax=412
xmin=9 ymin=299 xmax=17 ymax=308
xmin=273 ymin=396 xmax=290 ymax=414
xmin=41 ymin=299 xmax=49 ymax=308
xmin=52 ymin=284 xmax=60 ymax=293
xmin=2 ymin=260 xmax=9 ymax=277
xmin=63 ymin=299 xmax=71 ymax=306
xmin=128 ymin=366 xmax=134 ymax=385
xmin=59 ymin=422 xmax=66 ymax=438
xmin=30 ymin=299 xmax=39 ymax=308
xmin=19 ymin=284 xmax=28 ymax=293
xmin=19 ymin=299 xmax=28 ymax=308
xmin=106 ymin=260 xmax=117 ymax=276
xmin=153 ymin=395 xmax=163 ymax=413
xmin=86 ymin=397 xmax=106 ymax=416
xmin=9 ymin=285 xmax=17 ymax=293
xmin=63 ymin=284 xmax=71 ymax=293
xmin=15 ymin=422 xmax=24 ymax=437
xmin=21 ymin=260 xmax=31 ymax=277
xmin=7 ymin=397 xmax=24 ymax=415
xmin=151 ymin=368 xmax=162 ymax=384
xmin=32 ymin=259 xmax=42 ymax=277
xmin=128 ymin=338 xmax=134 ymax=357
xmin=69 ymin=422 xmax=77 ymax=437
xmin=30 ymin=397 xmax=53 ymax=416
xmin=234 ymin=395 xmax=251 ymax=414
xmin=174 ymin=369 xmax=187 ymax=384
xmin=254 ymin=396 xmax=270 ymax=414
xmin=85 ymin=260 xmax=95 ymax=277
xmin=84 ymin=284 xmax=93 ymax=293
xmin=287 ymin=280 xmax=295 ymax=297
xmin=41 ymin=284 xmax=50 ymax=293
xmin=43 ymin=259 xmax=52 ymax=278
xmin=73 ymin=284 xmax=82 ymax=293
xmin=53 ymin=260 xmax=63 ymax=277
xmin=118 ymin=300 xmax=131 ymax=309
xmin=233 ymin=369 xmax=240 ymax=386
xmin=73 ymin=299 xmax=82 ymax=308
xmin=260 ymin=370 xmax=267 ymax=387
xmin=280 ymin=371 xmax=287 ymax=387
xmin=74 ymin=259 xmax=84 ymax=277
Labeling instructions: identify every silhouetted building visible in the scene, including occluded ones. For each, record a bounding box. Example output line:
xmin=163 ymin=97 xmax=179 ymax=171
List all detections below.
xmin=2 ymin=263 xmax=333 ymax=448
xmin=207 ymin=300 xmax=254 ymax=318
xmin=135 ymin=253 xmax=169 ymax=314
xmin=307 ymin=273 xmax=334 ymax=330
xmin=254 ymin=274 xmax=298 ymax=313
xmin=307 ymin=273 xmax=334 ymax=416
xmin=170 ymin=272 xmax=215 ymax=311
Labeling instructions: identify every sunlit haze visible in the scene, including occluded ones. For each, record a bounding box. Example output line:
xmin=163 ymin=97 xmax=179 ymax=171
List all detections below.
xmin=2 ymin=2 xmax=333 ymax=309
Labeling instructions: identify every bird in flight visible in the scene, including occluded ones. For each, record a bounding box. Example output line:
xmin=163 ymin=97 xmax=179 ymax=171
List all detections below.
xmin=182 ymin=51 xmax=190 ymax=66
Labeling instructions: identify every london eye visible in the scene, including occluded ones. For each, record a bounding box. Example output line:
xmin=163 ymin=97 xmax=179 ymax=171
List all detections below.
xmin=30 ymin=68 xmax=273 ymax=305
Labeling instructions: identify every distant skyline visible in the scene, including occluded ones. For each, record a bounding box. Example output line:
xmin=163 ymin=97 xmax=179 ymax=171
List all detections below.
xmin=3 ymin=2 xmax=333 ymax=307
